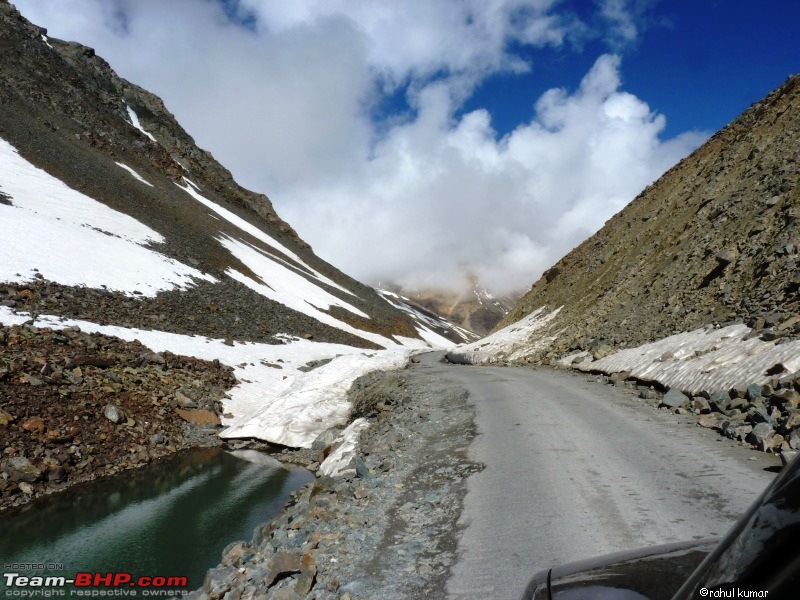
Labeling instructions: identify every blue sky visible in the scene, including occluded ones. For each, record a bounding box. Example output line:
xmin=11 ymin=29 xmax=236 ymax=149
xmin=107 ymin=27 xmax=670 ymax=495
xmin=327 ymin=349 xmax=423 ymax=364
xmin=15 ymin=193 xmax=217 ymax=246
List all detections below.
xmin=467 ymin=1 xmax=800 ymax=139
xmin=12 ymin=0 xmax=800 ymax=294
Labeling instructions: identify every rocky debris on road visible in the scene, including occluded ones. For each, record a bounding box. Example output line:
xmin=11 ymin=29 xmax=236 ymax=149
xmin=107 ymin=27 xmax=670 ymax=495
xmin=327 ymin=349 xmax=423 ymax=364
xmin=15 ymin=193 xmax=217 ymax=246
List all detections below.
xmin=660 ymin=388 xmax=690 ymax=409
xmin=688 ymin=378 xmax=800 ymax=454
xmin=0 ymin=322 xmax=237 ymax=511
xmin=192 ymin=368 xmax=481 ymax=600
xmin=590 ymin=368 xmax=800 ymax=456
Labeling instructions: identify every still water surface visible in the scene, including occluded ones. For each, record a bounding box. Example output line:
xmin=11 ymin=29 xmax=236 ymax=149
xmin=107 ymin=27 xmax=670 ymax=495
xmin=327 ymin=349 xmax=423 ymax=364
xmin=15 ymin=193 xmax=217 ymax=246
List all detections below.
xmin=0 ymin=448 xmax=312 ymax=590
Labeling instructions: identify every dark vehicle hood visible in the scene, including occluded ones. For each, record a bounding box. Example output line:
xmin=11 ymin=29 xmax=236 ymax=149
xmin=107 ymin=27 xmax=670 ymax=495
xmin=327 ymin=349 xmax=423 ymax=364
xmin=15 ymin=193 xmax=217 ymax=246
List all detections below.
xmin=520 ymin=540 xmax=717 ymax=600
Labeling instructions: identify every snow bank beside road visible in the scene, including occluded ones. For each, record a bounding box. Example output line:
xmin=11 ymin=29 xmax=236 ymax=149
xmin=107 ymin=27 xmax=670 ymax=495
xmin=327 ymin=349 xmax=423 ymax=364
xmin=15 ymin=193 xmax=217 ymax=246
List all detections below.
xmin=448 ymin=300 xmax=800 ymax=397
xmin=563 ymin=324 xmax=800 ymax=396
xmin=219 ymin=350 xmax=414 ymax=447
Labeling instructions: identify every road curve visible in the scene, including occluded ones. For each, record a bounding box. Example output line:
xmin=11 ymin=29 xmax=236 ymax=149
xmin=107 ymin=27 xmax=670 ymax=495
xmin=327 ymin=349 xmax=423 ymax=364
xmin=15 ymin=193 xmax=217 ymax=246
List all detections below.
xmin=412 ymin=353 xmax=779 ymax=600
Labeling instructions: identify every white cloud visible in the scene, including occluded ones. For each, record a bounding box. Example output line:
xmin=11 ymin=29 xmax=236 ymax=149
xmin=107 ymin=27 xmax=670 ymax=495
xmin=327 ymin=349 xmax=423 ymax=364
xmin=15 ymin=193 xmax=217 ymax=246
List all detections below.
xmin=13 ymin=1 xmax=704 ymax=296
xmin=281 ymin=54 xmax=705 ymax=294
xmin=597 ymin=0 xmax=664 ymax=49
xmin=599 ymin=0 xmax=639 ymax=45
xmin=238 ymin=0 xmax=570 ymax=82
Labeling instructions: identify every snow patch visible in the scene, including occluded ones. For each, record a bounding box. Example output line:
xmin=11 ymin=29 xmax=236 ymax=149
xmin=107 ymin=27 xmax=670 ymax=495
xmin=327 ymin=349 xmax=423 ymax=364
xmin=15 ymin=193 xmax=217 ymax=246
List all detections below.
xmin=219 ymin=234 xmax=368 ymax=320
xmin=223 ymin=260 xmax=394 ymax=348
xmin=375 ymin=288 xmax=464 ymax=347
xmin=414 ymin=324 xmax=458 ymax=348
xmin=0 ymin=137 xmax=214 ymax=296
xmin=219 ymin=349 xmax=413 ymax=447
xmin=318 ymin=419 xmax=370 ymax=477
xmin=566 ymin=324 xmax=800 ymax=395
xmin=115 ymin=162 xmax=154 ymax=187
xmin=177 ymin=179 xmax=354 ymax=296
xmin=40 ymin=34 xmax=53 ymax=49
xmin=125 ymin=105 xmax=157 ymax=142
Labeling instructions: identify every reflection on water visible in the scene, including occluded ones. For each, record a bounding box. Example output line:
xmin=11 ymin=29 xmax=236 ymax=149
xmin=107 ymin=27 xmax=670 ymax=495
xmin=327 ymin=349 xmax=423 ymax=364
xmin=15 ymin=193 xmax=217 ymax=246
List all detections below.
xmin=0 ymin=447 xmax=312 ymax=590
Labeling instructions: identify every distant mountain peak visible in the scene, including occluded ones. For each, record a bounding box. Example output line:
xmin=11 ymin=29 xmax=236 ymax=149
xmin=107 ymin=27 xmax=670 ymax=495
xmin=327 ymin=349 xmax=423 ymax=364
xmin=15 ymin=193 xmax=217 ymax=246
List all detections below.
xmin=379 ymin=276 xmax=521 ymax=336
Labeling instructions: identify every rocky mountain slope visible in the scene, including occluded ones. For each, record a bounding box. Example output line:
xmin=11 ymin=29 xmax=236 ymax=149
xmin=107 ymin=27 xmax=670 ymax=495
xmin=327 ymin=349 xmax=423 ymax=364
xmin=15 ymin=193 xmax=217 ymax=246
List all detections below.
xmin=486 ymin=73 xmax=800 ymax=362
xmin=0 ymin=1 xmax=460 ymax=350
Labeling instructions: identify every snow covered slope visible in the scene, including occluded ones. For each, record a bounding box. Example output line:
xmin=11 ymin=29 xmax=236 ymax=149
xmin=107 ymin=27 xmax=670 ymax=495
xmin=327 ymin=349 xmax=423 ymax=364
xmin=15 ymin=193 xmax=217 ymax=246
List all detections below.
xmin=446 ymin=306 xmax=562 ymax=364
xmin=0 ymin=1 xmax=451 ymax=350
xmin=376 ymin=289 xmax=477 ymax=347
xmin=0 ymin=132 xmax=427 ymax=348
xmin=0 ymin=138 xmax=214 ymax=295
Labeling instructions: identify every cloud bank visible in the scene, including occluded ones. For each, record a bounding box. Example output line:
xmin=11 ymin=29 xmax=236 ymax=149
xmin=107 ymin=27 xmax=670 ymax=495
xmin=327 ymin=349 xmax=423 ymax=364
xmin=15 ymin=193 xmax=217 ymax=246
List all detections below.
xmin=15 ymin=0 xmax=705 ymax=295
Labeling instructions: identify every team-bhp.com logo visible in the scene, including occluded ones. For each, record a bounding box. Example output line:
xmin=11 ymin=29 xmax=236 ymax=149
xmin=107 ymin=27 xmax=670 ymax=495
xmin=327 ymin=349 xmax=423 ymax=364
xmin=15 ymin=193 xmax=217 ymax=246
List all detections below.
xmin=4 ymin=572 xmax=188 ymax=596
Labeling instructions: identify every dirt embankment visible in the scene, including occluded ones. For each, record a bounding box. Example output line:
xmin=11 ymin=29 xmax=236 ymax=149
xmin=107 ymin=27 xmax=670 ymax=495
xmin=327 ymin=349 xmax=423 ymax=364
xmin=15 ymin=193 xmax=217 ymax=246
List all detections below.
xmin=0 ymin=320 xmax=237 ymax=512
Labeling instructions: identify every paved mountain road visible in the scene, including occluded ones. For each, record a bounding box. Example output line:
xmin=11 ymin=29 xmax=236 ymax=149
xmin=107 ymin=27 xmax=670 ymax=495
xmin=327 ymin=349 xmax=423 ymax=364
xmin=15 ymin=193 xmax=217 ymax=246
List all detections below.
xmin=411 ymin=353 xmax=779 ymax=600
